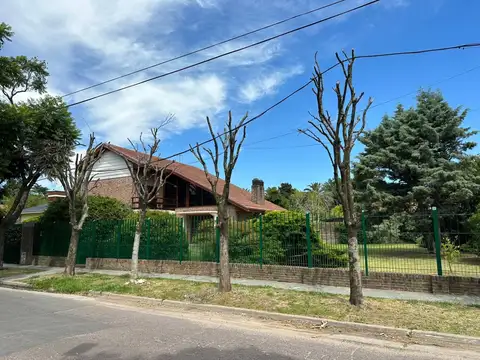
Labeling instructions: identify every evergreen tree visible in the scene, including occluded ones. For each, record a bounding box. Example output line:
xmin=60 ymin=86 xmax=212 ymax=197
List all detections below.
xmin=356 ymin=90 xmax=478 ymax=213
xmin=355 ymin=90 xmax=479 ymax=249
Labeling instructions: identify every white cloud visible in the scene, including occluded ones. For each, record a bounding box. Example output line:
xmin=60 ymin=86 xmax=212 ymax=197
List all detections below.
xmin=201 ymin=40 xmax=282 ymax=67
xmin=1 ymin=0 xmax=368 ymax=147
xmin=239 ymin=65 xmax=303 ymax=103
xmin=82 ymin=73 xmax=227 ymax=144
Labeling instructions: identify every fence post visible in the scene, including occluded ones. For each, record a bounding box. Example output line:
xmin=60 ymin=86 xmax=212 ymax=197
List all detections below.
xmin=91 ymin=221 xmax=96 ymax=260
xmin=146 ymin=218 xmax=151 ymax=260
xmin=306 ymin=212 xmax=312 ymax=268
xmin=116 ymin=222 xmax=121 ymax=259
xmin=432 ymin=207 xmax=443 ymax=276
xmin=361 ymin=210 xmax=369 ymax=276
xmin=215 ymin=216 xmax=220 ymax=264
xmin=179 ymin=218 xmax=183 ymax=264
xmin=259 ymin=215 xmax=263 ymax=268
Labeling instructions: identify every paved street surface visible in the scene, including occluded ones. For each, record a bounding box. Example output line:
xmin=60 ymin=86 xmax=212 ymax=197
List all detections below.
xmin=0 ymin=288 xmax=477 ymax=360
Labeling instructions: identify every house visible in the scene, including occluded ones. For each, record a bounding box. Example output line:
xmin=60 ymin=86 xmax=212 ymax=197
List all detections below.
xmin=19 ymin=191 xmax=66 ymax=222
xmin=89 ymin=144 xmax=283 ymax=228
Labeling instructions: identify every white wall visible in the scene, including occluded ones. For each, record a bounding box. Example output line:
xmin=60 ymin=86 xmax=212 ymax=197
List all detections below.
xmin=91 ymin=151 xmax=130 ymax=180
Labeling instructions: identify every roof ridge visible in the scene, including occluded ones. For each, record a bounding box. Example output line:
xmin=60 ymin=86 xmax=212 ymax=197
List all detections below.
xmin=104 ymin=143 xmax=284 ymax=212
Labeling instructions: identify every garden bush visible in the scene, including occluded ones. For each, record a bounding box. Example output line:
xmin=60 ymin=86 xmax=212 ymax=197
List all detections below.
xmin=466 ymin=208 xmax=480 ymax=255
xmin=262 ymin=211 xmax=347 ymax=267
xmin=189 ymin=217 xmax=216 ymax=261
xmin=40 ymin=195 xmax=132 ymax=224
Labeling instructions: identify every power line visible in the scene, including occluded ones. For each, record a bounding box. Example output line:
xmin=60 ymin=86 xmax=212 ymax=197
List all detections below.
xmin=62 ymin=0 xmax=347 ymax=98
xmin=368 ymin=63 xmax=480 ymax=110
xmin=66 ymin=0 xmax=380 ymax=108
xmin=160 ymin=41 xmax=480 ymax=161
xmin=84 ymin=41 xmax=480 ymax=175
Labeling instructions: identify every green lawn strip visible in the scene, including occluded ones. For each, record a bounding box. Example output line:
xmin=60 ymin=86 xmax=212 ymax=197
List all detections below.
xmin=0 ymin=268 xmax=42 ymax=278
xmin=28 ymin=273 xmax=480 ymax=337
xmin=329 ymin=243 xmax=480 ymax=276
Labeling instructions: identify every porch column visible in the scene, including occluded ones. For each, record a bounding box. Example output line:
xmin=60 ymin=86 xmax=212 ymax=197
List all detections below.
xmin=182 ymin=215 xmax=192 ymax=242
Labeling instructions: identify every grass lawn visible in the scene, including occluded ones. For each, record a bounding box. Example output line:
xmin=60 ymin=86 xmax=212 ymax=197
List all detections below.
xmin=0 ymin=268 xmax=41 ymax=278
xmin=330 ymin=243 xmax=480 ymax=277
xmin=28 ymin=273 xmax=480 ymax=337
xmin=188 ymin=241 xmax=480 ymax=277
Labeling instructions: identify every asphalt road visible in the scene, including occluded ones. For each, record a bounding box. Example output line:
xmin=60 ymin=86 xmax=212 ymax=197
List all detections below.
xmin=0 ymin=288 xmax=476 ymax=360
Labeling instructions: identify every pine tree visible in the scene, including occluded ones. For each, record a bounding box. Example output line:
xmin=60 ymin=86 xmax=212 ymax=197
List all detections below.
xmin=355 ymin=90 xmax=480 ymax=249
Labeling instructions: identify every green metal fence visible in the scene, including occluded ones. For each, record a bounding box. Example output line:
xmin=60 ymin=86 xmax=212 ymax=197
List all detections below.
xmin=3 ymin=224 xmax=22 ymax=264
xmin=30 ymin=209 xmax=480 ymax=277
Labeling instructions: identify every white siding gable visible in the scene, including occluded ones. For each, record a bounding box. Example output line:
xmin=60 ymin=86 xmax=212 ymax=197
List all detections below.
xmin=91 ymin=151 xmax=130 ymax=180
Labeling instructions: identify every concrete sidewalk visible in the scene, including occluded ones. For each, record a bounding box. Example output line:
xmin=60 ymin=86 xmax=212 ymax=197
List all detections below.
xmin=3 ymin=264 xmax=480 ymax=305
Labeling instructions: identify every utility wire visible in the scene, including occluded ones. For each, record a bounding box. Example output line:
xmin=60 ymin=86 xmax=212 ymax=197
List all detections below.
xmin=83 ymin=41 xmax=480 ymax=174
xmin=66 ymin=0 xmax=379 ymax=108
xmin=62 ymin=0 xmax=347 ymax=98
xmin=160 ymin=42 xmax=480 ymax=161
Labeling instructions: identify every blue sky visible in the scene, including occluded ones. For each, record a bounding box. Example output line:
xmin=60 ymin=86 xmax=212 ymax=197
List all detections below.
xmin=2 ymin=0 xmax=480 ymax=191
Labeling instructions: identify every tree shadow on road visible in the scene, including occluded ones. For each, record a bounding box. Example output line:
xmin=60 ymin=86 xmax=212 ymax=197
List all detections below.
xmin=62 ymin=343 xmax=298 ymax=359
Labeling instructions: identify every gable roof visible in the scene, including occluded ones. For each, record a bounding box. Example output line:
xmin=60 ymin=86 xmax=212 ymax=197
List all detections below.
xmin=103 ymin=144 xmax=284 ymax=212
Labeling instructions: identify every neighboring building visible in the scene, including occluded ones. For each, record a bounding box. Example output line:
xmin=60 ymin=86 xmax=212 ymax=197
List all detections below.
xmin=89 ymin=144 xmax=283 ymax=227
xmin=19 ymin=191 xmax=66 ymax=222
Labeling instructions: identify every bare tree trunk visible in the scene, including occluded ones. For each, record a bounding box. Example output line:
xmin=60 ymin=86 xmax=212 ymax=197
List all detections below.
xmin=65 ymin=227 xmax=80 ymax=276
xmin=0 ymin=225 xmax=5 ymax=269
xmin=346 ymin=225 xmax=363 ymax=306
xmin=131 ymin=207 xmax=146 ymax=279
xmin=218 ymin=211 xmax=231 ymax=292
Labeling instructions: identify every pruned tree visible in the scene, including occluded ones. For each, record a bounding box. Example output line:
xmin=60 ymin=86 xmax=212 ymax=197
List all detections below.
xmin=299 ymin=50 xmax=373 ymax=306
xmin=126 ymin=116 xmax=175 ymax=279
xmin=190 ymin=111 xmax=247 ymax=292
xmin=54 ymin=134 xmax=103 ymax=275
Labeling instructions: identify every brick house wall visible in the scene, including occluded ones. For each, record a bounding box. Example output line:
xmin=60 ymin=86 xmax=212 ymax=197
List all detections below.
xmin=89 ymin=177 xmax=136 ymax=206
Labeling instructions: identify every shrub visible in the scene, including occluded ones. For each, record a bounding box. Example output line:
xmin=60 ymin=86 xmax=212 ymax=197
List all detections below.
xmin=467 ymin=208 xmax=480 ymax=255
xmin=189 ymin=217 xmax=216 ymax=261
xmin=366 ymin=216 xmax=402 ymax=244
xmin=40 ymin=195 xmax=132 ymax=224
xmin=312 ymin=244 xmax=348 ymax=268
xmin=441 ymin=236 xmax=461 ymax=274
xmin=146 ymin=211 xmax=186 ymax=260
xmin=108 ymin=211 xmax=187 ymax=261
xmin=262 ymin=211 xmax=347 ymax=267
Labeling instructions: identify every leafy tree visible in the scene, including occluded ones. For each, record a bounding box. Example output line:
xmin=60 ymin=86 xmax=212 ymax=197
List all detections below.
xmin=265 ymin=183 xmax=296 ymax=209
xmin=40 ymin=196 xmax=133 ymax=224
xmin=0 ymin=23 xmax=13 ymax=49
xmin=0 ymin=97 xmax=79 ymax=267
xmin=0 ymin=23 xmax=48 ymax=105
xmin=356 ymin=90 xmax=478 ymax=214
xmin=0 ymin=23 xmax=79 ymax=267
xmin=304 ymin=182 xmax=322 ymax=193
xmin=355 ymin=90 xmax=479 ymax=250
xmin=32 ymin=184 xmax=48 ymax=196
xmin=1 ymin=179 xmax=48 ymax=210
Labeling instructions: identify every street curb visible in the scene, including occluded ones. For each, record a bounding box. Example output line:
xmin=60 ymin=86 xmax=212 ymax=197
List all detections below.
xmin=0 ymin=280 xmax=33 ymax=290
xmin=93 ymin=292 xmax=480 ymax=348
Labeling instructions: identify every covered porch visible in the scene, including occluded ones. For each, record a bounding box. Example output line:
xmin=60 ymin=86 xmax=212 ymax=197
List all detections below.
xmin=131 ymin=173 xmax=216 ymax=211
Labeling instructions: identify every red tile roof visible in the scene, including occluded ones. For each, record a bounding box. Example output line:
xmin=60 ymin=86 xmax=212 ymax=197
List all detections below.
xmin=104 ymin=144 xmax=284 ymax=212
